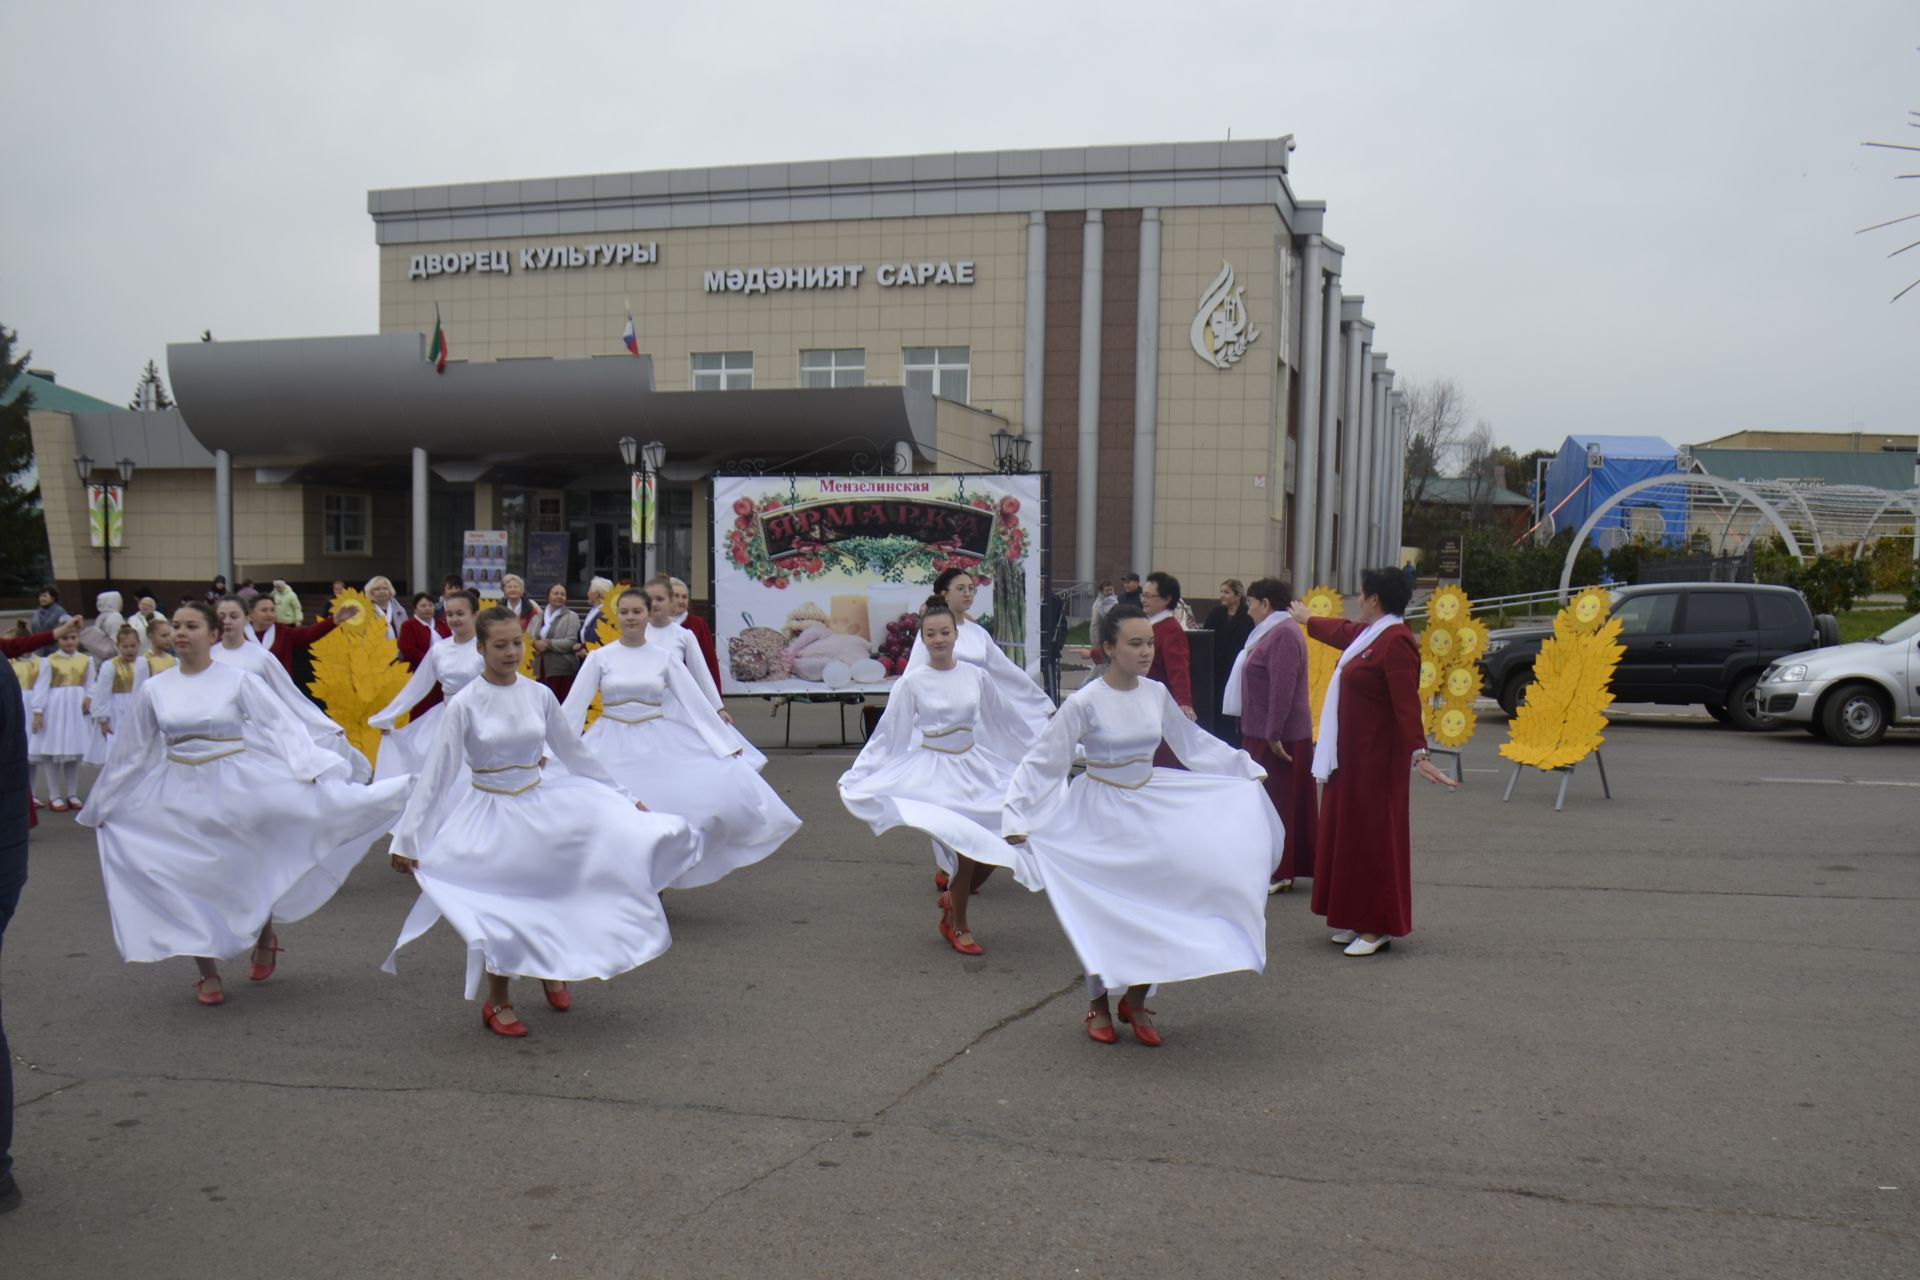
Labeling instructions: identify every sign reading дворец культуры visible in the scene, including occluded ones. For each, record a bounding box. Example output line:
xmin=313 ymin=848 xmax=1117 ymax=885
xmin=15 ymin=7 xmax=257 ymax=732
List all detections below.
xmin=407 ymin=243 xmax=978 ymax=293
xmin=713 ymin=474 xmax=1041 ymax=697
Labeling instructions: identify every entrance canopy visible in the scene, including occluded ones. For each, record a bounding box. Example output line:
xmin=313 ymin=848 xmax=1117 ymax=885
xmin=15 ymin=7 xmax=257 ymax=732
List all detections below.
xmin=166 ymin=333 xmax=947 ymax=474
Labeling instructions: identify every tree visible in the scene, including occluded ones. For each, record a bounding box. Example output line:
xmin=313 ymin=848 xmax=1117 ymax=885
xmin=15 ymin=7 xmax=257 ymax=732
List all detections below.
xmin=129 ymin=358 xmax=173 ymax=411
xmin=0 ymin=326 xmax=53 ymax=591
xmin=1402 ymin=377 xmax=1468 ymax=507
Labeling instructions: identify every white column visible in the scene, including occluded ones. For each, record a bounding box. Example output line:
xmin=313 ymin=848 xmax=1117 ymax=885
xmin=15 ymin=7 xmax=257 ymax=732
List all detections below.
xmin=1338 ymin=322 xmax=1367 ymax=588
xmin=1131 ymin=209 xmax=1162 ymax=579
xmin=1366 ymin=355 xmax=1388 ymax=566
xmin=411 ymin=446 xmax=429 ymax=594
xmin=1290 ymin=237 xmax=1324 ymax=589
xmin=214 ymin=448 xmax=233 ymax=586
xmin=1388 ymin=395 xmax=1408 ymax=559
xmin=1074 ymin=211 xmax=1104 ymax=585
xmin=1022 ymin=212 xmax=1047 ymax=454
xmin=1314 ymin=274 xmax=1342 ymax=586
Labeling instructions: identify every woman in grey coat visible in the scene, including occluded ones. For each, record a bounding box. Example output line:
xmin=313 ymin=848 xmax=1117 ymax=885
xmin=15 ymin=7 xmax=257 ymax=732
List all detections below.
xmin=532 ymin=582 xmax=583 ymax=701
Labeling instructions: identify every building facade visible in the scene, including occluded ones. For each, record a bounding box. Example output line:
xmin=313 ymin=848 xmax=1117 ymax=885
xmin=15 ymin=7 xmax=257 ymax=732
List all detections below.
xmin=33 ymin=139 xmax=1411 ymax=604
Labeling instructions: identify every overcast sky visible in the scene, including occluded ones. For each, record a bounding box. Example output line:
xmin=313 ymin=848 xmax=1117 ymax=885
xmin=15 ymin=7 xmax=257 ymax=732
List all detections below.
xmin=3 ymin=0 xmax=1916 ymax=455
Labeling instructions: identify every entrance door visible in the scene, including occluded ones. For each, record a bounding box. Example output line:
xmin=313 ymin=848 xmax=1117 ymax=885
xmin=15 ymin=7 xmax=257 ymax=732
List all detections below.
xmin=1610 ymin=590 xmax=1680 ymax=701
xmin=587 ymin=516 xmax=638 ymax=588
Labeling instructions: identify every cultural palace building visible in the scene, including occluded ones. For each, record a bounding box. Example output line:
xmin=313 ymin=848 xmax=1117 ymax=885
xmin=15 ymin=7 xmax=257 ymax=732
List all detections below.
xmin=30 ymin=137 xmax=1412 ymax=607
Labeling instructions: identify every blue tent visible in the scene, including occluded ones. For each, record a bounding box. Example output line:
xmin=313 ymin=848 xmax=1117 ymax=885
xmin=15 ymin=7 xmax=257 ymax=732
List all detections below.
xmin=1541 ymin=434 xmax=1687 ymax=546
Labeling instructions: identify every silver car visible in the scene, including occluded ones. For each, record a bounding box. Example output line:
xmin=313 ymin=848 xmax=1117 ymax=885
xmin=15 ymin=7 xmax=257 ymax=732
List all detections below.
xmin=1755 ymin=611 xmax=1920 ymax=745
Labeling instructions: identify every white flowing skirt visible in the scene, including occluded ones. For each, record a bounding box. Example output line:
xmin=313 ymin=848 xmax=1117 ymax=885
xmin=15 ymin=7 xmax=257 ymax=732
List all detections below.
xmin=32 ymin=686 xmax=90 ymax=760
xmin=1020 ymin=769 xmax=1282 ymax=992
xmin=86 ymin=754 xmax=410 ymax=963
xmin=383 ymin=773 xmax=701 ymax=998
xmin=839 ymin=745 xmax=1040 ymax=888
xmin=83 ymin=690 xmax=133 ymax=766
xmin=583 ymin=716 xmax=799 ymax=889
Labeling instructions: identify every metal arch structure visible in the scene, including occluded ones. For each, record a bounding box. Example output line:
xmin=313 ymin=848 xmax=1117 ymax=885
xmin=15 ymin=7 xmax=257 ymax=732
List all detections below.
xmin=1851 ymin=490 xmax=1920 ymax=562
xmin=1558 ymin=473 xmax=1805 ymax=599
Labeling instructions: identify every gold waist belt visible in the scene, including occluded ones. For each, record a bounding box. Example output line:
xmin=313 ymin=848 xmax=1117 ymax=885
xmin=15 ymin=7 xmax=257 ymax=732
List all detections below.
xmin=920 ymin=724 xmax=975 ymax=755
xmin=166 ymin=736 xmax=247 ymax=766
xmin=601 ymin=699 xmax=664 ymax=725
xmin=471 ymin=761 xmax=542 ymax=796
xmin=1083 ymin=756 xmax=1154 ymax=790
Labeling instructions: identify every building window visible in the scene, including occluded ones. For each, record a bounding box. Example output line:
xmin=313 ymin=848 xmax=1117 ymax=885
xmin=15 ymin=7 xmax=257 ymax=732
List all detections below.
xmin=800 ymin=348 xmax=866 ymax=388
xmin=902 ymin=346 xmax=970 ymax=403
xmin=323 ymin=493 xmax=370 ymax=556
xmin=691 ymin=351 xmax=754 ymax=391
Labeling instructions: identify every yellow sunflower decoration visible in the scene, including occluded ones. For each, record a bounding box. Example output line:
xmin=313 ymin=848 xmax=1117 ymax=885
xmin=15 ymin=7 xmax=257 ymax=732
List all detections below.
xmin=1302 ymin=585 xmax=1343 ymax=740
xmin=573 ymin=583 xmax=631 ymax=728
xmin=308 ymin=588 xmax=413 ymax=766
xmin=1419 ymin=588 xmax=1484 ymax=747
xmin=1500 ymin=593 xmax=1625 ymax=771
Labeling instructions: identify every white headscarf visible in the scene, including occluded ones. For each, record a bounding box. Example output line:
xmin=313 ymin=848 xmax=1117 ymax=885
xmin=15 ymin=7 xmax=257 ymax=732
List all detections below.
xmin=1310 ymin=614 xmax=1402 ymax=783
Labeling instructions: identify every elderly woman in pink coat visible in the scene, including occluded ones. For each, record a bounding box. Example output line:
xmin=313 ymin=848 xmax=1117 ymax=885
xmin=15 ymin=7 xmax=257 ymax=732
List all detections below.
xmin=1221 ymin=577 xmax=1317 ymax=892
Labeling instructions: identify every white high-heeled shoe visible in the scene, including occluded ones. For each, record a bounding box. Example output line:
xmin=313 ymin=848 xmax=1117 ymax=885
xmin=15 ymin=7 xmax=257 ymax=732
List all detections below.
xmin=1330 ymin=929 xmax=1357 ymax=945
xmin=1343 ymin=934 xmax=1391 ymax=957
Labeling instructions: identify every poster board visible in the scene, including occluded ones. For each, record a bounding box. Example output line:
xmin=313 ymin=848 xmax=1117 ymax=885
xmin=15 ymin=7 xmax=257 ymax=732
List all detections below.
xmin=526 ymin=532 xmax=571 ymax=593
xmin=712 ymin=473 xmax=1043 ymax=696
xmin=461 ymin=530 xmax=506 ymax=594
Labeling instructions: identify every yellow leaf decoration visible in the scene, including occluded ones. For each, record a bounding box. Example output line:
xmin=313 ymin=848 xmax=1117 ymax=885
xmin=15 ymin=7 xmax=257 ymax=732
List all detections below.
xmin=590 ymin=584 xmax=627 ymax=650
xmin=308 ymin=588 xmax=413 ymax=767
xmin=1303 ymin=585 xmax=1343 ymax=741
xmin=1500 ymin=598 xmax=1626 ymax=772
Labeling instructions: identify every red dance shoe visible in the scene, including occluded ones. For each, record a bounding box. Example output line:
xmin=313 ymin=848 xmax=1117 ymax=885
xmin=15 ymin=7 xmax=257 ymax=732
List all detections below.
xmin=1116 ymin=998 xmax=1162 ymax=1048
xmin=482 ymin=1002 xmax=529 ymax=1038
xmin=192 ymin=976 xmax=225 ymax=1007
xmin=249 ymin=940 xmax=283 ymax=982
xmin=934 ymin=869 xmax=950 ymax=894
xmin=1084 ymin=1011 xmax=1118 ymax=1045
xmin=542 ymin=982 xmax=571 ymax=1012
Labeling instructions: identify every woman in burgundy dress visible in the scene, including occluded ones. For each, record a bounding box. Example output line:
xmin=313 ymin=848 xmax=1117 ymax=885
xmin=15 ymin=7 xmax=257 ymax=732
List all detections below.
xmin=1227 ymin=578 xmax=1317 ymax=893
xmin=1291 ymin=568 xmax=1458 ymax=956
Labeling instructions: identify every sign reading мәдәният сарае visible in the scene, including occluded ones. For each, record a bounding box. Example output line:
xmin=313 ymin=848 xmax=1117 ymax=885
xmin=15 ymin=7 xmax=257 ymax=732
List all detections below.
xmin=407 ymin=240 xmax=979 ymax=294
xmin=712 ymin=474 xmax=1042 ymax=697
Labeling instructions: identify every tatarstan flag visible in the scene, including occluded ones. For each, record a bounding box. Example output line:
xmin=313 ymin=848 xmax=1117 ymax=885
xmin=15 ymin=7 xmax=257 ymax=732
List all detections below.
xmin=429 ymin=305 xmax=448 ymax=374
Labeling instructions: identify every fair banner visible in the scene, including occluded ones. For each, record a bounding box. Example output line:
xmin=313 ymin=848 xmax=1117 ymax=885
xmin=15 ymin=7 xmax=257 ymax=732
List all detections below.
xmin=713 ymin=473 xmax=1042 ymax=696
xmin=631 ymin=471 xmax=656 ymax=544
xmin=87 ymin=483 xmax=124 ymax=549
xmin=461 ymin=529 xmax=507 ymax=594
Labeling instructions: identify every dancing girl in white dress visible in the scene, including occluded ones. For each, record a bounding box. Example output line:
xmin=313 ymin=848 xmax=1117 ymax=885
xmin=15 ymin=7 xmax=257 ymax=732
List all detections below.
xmin=561 ymin=590 xmax=800 ymax=890
xmin=76 ymin=602 xmax=411 ymax=1007
xmin=84 ymin=627 xmax=143 ymax=767
xmin=384 ymin=607 xmax=701 ymax=1038
xmin=368 ymin=589 xmax=485 ymax=782
xmin=839 ymin=601 xmax=1039 ymax=957
xmin=902 ymin=567 xmax=1055 ymax=893
xmin=638 ymin=578 xmax=767 ymax=769
xmin=1004 ymin=606 xmax=1283 ymax=1048
xmin=210 ymin=596 xmax=370 ymax=781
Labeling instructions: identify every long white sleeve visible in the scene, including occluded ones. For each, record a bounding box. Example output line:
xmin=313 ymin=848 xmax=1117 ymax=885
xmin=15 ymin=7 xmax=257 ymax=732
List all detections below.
xmin=1156 ymin=681 xmax=1265 ymax=780
xmin=27 ymin=657 xmax=51 ymax=714
xmin=977 ymin=628 xmax=1055 ymax=727
xmin=1002 ymin=692 xmax=1088 ymax=838
xmin=369 ymin=646 xmax=442 ymax=730
xmin=74 ymin=683 xmax=160 ymax=828
xmin=839 ymin=674 xmax=916 ymax=791
xmin=538 ymin=686 xmax=637 ymax=802
xmin=557 ymin=647 xmax=606 ymax=734
xmin=676 ymin=629 xmax=725 ymax=710
xmin=236 ymin=671 xmax=349 ymax=784
xmin=390 ymin=696 xmax=470 ymax=860
xmin=663 ymin=659 xmax=738 ymax=758
xmin=90 ymin=661 xmax=116 ymax=723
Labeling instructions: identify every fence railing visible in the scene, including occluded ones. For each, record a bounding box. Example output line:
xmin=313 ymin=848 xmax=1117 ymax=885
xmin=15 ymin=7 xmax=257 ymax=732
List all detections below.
xmin=1406 ymin=586 xmax=1569 ymax=625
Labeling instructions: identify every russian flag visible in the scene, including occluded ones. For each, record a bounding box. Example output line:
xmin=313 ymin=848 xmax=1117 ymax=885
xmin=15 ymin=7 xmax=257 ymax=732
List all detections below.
xmin=622 ymin=305 xmax=639 ymax=356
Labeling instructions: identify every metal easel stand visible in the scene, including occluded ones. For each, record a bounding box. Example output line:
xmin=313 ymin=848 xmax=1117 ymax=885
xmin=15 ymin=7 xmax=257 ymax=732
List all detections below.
xmin=1426 ymin=745 xmax=1466 ymax=786
xmin=1501 ymin=749 xmax=1612 ymax=812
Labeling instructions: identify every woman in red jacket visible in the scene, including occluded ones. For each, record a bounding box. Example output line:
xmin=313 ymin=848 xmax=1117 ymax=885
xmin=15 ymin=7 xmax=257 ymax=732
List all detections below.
xmin=1290 ymin=568 xmax=1458 ymax=957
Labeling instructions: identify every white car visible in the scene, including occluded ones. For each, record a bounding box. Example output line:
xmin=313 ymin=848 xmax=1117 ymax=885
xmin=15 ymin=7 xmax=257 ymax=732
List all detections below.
xmin=1754 ymin=611 xmax=1920 ymax=746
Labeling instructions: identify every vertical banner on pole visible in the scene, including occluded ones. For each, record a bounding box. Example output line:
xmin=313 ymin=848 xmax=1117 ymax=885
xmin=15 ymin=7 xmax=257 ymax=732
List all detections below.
xmin=87 ymin=484 xmax=124 ymax=549
xmin=631 ymin=471 xmax=656 ymax=544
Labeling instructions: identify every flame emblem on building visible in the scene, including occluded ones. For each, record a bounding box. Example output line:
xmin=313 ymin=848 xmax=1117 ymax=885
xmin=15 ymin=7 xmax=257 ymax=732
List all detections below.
xmin=1190 ymin=261 xmax=1260 ymax=370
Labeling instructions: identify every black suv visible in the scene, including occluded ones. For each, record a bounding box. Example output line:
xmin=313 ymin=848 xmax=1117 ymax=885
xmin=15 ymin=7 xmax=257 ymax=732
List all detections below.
xmin=1478 ymin=583 xmax=1836 ymax=730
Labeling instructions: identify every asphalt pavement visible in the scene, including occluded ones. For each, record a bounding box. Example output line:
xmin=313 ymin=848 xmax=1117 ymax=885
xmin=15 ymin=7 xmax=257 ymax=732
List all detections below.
xmin=1 ymin=699 xmax=1915 ymax=1278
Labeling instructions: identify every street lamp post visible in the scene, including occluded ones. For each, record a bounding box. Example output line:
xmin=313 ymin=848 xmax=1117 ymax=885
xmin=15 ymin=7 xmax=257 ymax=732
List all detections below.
xmin=618 ymin=436 xmax=668 ymax=585
xmin=74 ymin=454 xmax=136 ymax=588
xmin=990 ymin=429 xmax=1031 ymax=474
